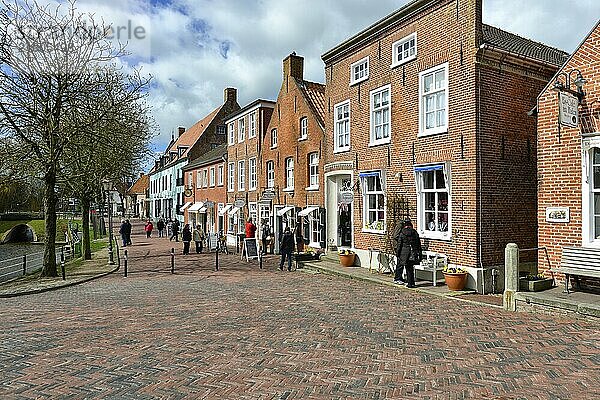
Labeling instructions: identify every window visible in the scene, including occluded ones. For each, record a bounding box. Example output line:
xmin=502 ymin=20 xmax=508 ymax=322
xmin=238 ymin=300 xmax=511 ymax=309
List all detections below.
xmin=238 ymin=118 xmax=245 ymax=142
xmin=216 ymin=125 xmax=226 ymax=135
xmin=308 ymin=152 xmax=319 ymax=189
xmin=362 ymin=171 xmax=385 ymax=233
xmin=228 ymin=122 xmax=235 ymax=145
xmin=392 ymin=33 xmax=417 ymax=67
xmin=210 ymin=167 xmax=215 ymax=187
xmin=299 ymin=117 xmax=308 ymax=140
xmin=285 ymin=157 xmax=294 ymax=190
xmin=334 ymin=100 xmax=350 ymax=152
xmin=271 ymin=128 xmax=278 ymax=148
xmin=266 ymin=161 xmax=275 ymax=188
xmin=217 ymin=165 xmax=224 ymax=186
xmin=416 ymin=164 xmax=451 ymax=240
xmin=249 ymin=157 xmax=257 ymax=191
xmin=188 ymin=172 xmax=193 ymax=188
xmin=202 ymin=169 xmax=208 ymax=188
xmin=238 ymin=160 xmax=245 ymax=191
xmin=249 ymin=112 xmax=256 ymax=138
xmin=370 ymin=85 xmax=391 ymax=146
xmin=350 ymin=56 xmax=369 ymax=85
xmin=584 ymin=147 xmax=600 ymax=244
xmin=419 ymin=62 xmax=448 ymax=136
xmin=310 ymin=211 xmax=322 ymax=246
xmin=228 ymin=162 xmax=235 ymax=192
xmin=249 ymin=202 xmax=257 ymax=223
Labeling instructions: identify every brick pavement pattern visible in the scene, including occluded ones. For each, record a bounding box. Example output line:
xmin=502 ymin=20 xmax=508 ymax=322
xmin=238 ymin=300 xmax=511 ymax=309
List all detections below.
xmin=1 ymin=224 xmax=599 ymax=399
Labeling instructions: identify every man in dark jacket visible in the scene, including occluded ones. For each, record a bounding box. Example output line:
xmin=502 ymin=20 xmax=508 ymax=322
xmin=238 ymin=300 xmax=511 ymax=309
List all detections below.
xmin=394 ymin=219 xmax=422 ymax=288
xmin=279 ymin=227 xmax=295 ymax=271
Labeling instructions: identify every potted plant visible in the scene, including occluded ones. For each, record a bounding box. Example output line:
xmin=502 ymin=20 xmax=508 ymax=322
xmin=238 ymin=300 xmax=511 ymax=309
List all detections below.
xmin=443 ymin=265 xmax=468 ymax=291
xmin=519 ymin=273 xmax=553 ymax=292
xmin=338 ymin=249 xmax=356 ymax=267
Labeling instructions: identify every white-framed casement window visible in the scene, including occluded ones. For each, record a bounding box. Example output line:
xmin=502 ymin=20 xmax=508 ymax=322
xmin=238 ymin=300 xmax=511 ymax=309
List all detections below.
xmin=188 ymin=172 xmax=193 ymax=188
xmin=238 ymin=160 xmax=245 ymax=191
xmin=249 ymin=157 xmax=257 ymax=191
xmin=249 ymin=202 xmax=257 ymax=223
xmin=350 ymin=56 xmax=369 ymax=85
xmin=266 ymin=160 xmax=275 ymax=188
xmin=238 ymin=118 xmax=245 ymax=142
xmin=227 ymin=162 xmax=235 ymax=192
xmin=370 ymin=85 xmax=391 ymax=146
xmin=249 ymin=112 xmax=256 ymax=138
xmin=285 ymin=157 xmax=294 ymax=190
xmin=415 ymin=163 xmax=451 ymax=240
xmin=299 ymin=117 xmax=308 ymax=141
xmin=271 ymin=128 xmax=278 ymax=148
xmin=582 ymin=143 xmax=600 ymax=246
xmin=210 ymin=167 xmax=215 ymax=187
xmin=217 ymin=165 xmax=224 ymax=186
xmin=196 ymin=171 xmax=202 ymax=189
xmin=391 ymin=32 xmax=417 ymax=68
xmin=308 ymin=152 xmax=319 ymax=189
xmin=334 ymin=100 xmax=350 ymax=153
xmin=361 ymin=171 xmax=386 ymax=233
xmin=203 ymin=169 xmax=208 ymax=188
xmin=419 ymin=62 xmax=449 ymax=136
xmin=228 ymin=122 xmax=235 ymax=145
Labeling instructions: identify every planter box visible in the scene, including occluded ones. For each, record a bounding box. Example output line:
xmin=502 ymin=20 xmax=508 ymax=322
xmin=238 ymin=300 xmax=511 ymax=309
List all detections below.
xmin=519 ymin=277 xmax=553 ymax=292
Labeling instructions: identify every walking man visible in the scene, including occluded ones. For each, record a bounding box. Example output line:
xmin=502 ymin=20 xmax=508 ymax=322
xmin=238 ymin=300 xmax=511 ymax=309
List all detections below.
xmin=394 ymin=219 xmax=422 ymax=288
xmin=156 ymin=218 xmax=165 ymax=238
xmin=279 ymin=226 xmax=295 ymax=271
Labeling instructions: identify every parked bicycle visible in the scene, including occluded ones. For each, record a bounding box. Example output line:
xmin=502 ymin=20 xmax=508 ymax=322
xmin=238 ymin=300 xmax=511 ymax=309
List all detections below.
xmin=217 ymin=231 xmax=229 ymax=254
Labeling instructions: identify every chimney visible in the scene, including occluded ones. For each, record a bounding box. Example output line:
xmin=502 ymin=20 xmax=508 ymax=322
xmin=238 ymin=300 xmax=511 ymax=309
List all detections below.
xmin=283 ymin=52 xmax=304 ymax=80
xmin=140 ymin=172 xmax=144 ymax=178
xmin=178 ymin=127 xmax=185 ymax=137
xmin=224 ymin=87 xmax=237 ymax=104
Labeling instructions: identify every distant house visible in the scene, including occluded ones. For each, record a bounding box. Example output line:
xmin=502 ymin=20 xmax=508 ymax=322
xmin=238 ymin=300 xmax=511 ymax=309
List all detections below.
xmin=126 ymin=173 xmax=149 ymax=218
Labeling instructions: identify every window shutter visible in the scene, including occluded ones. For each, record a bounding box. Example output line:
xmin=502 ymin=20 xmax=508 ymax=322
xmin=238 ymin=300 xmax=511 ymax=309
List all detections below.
xmin=319 ymin=208 xmax=327 ymax=249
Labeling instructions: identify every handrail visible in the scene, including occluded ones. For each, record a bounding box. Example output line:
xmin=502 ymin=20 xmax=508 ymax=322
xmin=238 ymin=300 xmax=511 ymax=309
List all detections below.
xmin=518 ymin=246 xmax=552 ymax=272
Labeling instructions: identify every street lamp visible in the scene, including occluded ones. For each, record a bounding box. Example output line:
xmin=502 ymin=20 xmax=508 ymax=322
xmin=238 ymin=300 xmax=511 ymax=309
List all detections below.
xmin=553 ymin=69 xmax=587 ymax=101
xmin=102 ymin=180 xmax=115 ymax=265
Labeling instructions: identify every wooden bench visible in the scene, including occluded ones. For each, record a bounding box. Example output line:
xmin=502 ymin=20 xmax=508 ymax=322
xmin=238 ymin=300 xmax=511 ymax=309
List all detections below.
xmin=414 ymin=251 xmax=447 ymax=286
xmin=552 ymin=246 xmax=600 ymax=293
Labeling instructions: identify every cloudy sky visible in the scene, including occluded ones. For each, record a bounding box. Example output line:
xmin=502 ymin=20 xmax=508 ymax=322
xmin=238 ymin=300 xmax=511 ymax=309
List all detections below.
xmin=71 ymin=0 xmax=599 ymax=153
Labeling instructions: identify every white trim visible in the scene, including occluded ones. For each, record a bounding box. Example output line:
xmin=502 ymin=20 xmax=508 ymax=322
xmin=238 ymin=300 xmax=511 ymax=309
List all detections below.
xmin=360 ymin=170 xmax=386 ymax=234
xmin=188 ymin=202 xmax=205 ymax=212
xmin=179 ymin=202 xmax=192 ymax=212
xmin=418 ymin=62 xmax=449 ymax=137
xmin=350 ymin=56 xmax=369 ymax=86
xmin=369 ymin=85 xmax=391 ymax=146
xmin=334 ymin=99 xmax=351 ymax=153
xmin=219 ymin=204 xmax=232 ymax=216
xmin=305 ymin=186 xmax=319 ymax=191
xmin=298 ymin=206 xmax=319 ymax=217
xmin=581 ymin=139 xmax=600 ymax=247
xmin=391 ymin=32 xmax=417 ymax=68
xmin=229 ymin=206 xmax=240 ymax=215
xmin=299 ymin=116 xmax=308 ymax=141
xmin=277 ymin=206 xmax=294 ymax=216
xmin=248 ymin=156 xmax=257 ymax=191
xmin=224 ymin=102 xmax=276 ymax=125
xmin=414 ymin=162 xmax=452 ymax=241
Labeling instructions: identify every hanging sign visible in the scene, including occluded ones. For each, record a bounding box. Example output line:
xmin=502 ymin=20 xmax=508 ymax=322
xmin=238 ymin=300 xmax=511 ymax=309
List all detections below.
xmin=338 ymin=191 xmax=354 ymax=205
xmin=183 ymin=189 xmax=193 ymax=197
xmin=559 ymin=92 xmax=579 ymax=128
xmin=234 ymin=199 xmax=246 ymax=208
xmin=261 ymin=189 xmax=276 ymax=201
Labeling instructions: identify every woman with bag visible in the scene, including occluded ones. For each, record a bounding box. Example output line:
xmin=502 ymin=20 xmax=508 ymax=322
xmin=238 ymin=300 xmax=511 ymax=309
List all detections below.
xmin=182 ymin=224 xmax=192 ymax=255
xmin=394 ymin=219 xmax=422 ymax=288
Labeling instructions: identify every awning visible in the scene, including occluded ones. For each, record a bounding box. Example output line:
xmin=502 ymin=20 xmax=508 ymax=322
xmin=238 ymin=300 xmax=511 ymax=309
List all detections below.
xmin=179 ymin=202 xmax=192 ymax=212
xmin=277 ymin=206 xmax=294 ymax=216
xmin=229 ymin=206 xmax=240 ymax=215
xmin=219 ymin=204 xmax=232 ymax=216
xmin=414 ymin=164 xmax=444 ymax=172
xmin=298 ymin=206 xmax=319 ymax=217
xmin=358 ymin=171 xmax=381 ymax=178
xmin=188 ymin=202 xmax=205 ymax=212
xmin=198 ymin=206 xmax=207 ymax=213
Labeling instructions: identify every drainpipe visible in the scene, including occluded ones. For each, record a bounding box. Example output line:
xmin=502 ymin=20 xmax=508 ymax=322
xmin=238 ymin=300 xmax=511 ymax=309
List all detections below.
xmin=478 ymin=43 xmax=486 ymax=294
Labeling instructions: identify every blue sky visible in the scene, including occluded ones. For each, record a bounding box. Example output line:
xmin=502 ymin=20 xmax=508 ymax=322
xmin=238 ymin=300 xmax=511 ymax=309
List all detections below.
xmin=70 ymin=0 xmax=599 ymax=154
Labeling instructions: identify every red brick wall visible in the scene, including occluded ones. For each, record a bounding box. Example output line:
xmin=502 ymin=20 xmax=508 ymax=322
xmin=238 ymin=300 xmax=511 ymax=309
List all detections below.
xmin=184 ymin=160 xmax=227 ymax=231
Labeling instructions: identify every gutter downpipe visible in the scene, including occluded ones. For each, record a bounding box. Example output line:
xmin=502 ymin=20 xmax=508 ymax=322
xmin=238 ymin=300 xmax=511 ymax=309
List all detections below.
xmin=478 ymin=43 xmax=486 ymax=294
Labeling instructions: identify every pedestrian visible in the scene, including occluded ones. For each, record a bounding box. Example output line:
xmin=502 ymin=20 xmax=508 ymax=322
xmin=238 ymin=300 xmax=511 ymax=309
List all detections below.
xmin=294 ymin=221 xmax=304 ymax=252
xmin=279 ymin=226 xmax=295 ymax=271
xmin=170 ymin=219 xmax=180 ymax=242
xmin=245 ymin=217 xmax=257 ymax=238
xmin=394 ymin=219 xmax=423 ymax=288
xmin=193 ymin=225 xmax=204 ymax=253
xmin=156 ymin=218 xmax=165 ymax=238
xmin=260 ymin=219 xmax=271 ymax=255
xmin=125 ymin=219 xmax=132 ymax=245
xmin=182 ymin=224 xmax=192 ymax=255
xmin=118 ymin=219 xmax=128 ymax=247
xmin=144 ymin=219 xmax=154 ymax=238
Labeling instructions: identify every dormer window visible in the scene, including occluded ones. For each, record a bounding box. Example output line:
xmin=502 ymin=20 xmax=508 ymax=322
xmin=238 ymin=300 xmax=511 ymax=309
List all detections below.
xmin=350 ymin=56 xmax=369 ymax=85
xmin=391 ymin=33 xmax=417 ymax=68
xmin=216 ymin=125 xmax=226 ymax=135
xmin=178 ymin=146 xmax=188 ymax=157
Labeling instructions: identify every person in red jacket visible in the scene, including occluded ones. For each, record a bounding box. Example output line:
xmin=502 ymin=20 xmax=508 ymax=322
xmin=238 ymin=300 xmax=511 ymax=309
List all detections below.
xmin=245 ymin=217 xmax=257 ymax=239
xmin=144 ymin=220 xmax=154 ymax=238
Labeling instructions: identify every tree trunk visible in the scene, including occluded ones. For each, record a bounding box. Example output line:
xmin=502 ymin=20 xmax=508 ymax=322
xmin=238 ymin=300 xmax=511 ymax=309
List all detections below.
xmin=81 ymin=196 xmax=92 ymax=260
xmin=41 ymin=168 xmax=58 ymax=277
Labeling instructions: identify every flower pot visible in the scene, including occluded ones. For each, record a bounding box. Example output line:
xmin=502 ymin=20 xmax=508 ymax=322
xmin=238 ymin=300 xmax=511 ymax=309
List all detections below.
xmin=339 ymin=253 xmax=355 ymax=267
xmin=519 ymin=277 xmax=553 ymax=292
xmin=444 ymin=272 xmax=468 ymax=291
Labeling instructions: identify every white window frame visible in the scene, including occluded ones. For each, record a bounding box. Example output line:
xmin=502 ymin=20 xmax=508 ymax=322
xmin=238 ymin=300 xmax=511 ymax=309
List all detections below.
xmin=238 ymin=118 xmax=245 ymax=142
xmin=419 ymin=62 xmax=449 ymax=137
xmin=415 ymin=163 xmax=452 ymax=241
xmin=210 ymin=167 xmax=215 ymax=187
xmin=308 ymin=209 xmax=321 ymax=247
xmin=228 ymin=162 xmax=235 ymax=192
xmin=370 ymin=85 xmax=391 ymax=146
xmin=361 ymin=171 xmax=386 ymax=234
xmin=249 ymin=157 xmax=257 ymax=191
xmin=196 ymin=171 xmax=202 ymax=189
xmin=299 ymin=117 xmax=308 ymax=141
xmin=582 ymin=142 xmax=600 ymax=247
xmin=285 ymin=157 xmax=294 ymax=191
xmin=217 ymin=165 xmax=224 ymax=186
xmin=249 ymin=112 xmax=256 ymax=138
xmin=203 ymin=169 xmax=208 ymax=188
xmin=271 ymin=128 xmax=278 ymax=148
xmin=266 ymin=160 xmax=275 ymax=188
xmin=228 ymin=122 xmax=235 ymax=145
xmin=334 ymin=100 xmax=350 ymax=153
xmin=238 ymin=160 xmax=245 ymax=191
xmin=350 ymin=56 xmax=369 ymax=85
xmin=391 ymin=32 xmax=417 ymax=68
xmin=308 ymin=152 xmax=319 ymax=190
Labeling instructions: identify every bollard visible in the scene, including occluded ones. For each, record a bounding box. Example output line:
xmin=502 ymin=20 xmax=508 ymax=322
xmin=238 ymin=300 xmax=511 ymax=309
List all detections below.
xmin=60 ymin=251 xmax=66 ymax=281
xmin=215 ymin=246 xmax=219 ymax=271
xmin=22 ymin=255 xmax=26 ymax=276
xmin=124 ymin=249 xmax=128 ymax=277
xmin=259 ymin=252 xmax=263 ymax=269
xmin=171 ymin=248 xmax=175 ymax=274
xmin=503 ymin=243 xmax=519 ymax=311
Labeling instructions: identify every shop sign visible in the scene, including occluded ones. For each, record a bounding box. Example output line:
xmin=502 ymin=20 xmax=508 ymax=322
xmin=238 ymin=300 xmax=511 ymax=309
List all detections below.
xmin=338 ymin=191 xmax=354 ymax=204
xmin=234 ymin=199 xmax=246 ymax=208
xmin=559 ymin=92 xmax=578 ymax=128
xmin=261 ymin=189 xmax=276 ymax=201
xmin=546 ymin=207 xmax=569 ymax=223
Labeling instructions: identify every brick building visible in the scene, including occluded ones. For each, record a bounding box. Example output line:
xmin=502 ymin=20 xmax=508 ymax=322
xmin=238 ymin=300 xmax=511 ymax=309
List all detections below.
xmin=225 ymin=98 xmax=275 ymax=246
xmin=537 ymin=21 xmax=600 ymax=288
xmin=126 ymin=173 xmax=149 ymax=219
xmin=181 ymin=144 xmax=228 ymax=243
xmin=262 ymin=54 xmax=326 ymax=252
xmin=321 ymin=0 xmax=566 ymax=291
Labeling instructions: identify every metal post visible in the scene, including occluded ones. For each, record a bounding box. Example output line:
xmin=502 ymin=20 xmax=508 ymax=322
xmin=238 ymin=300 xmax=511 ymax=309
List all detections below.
xmin=60 ymin=250 xmax=66 ymax=281
xmin=107 ymin=192 xmax=115 ymax=265
xmin=124 ymin=249 xmax=128 ymax=277
xmin=22 ymin=255 xmax=26 ymax=276
xmin=259 ymin=252 xmax=263 ymax=269
xmin=215 ymin=245 xmax=219 ymax=271
xmin=171 ymin=248 xmax=175 ymax=274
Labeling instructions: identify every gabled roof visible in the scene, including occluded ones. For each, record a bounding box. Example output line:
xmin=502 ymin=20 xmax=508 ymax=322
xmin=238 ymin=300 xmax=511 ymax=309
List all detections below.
xmin=482 ymin=24 xmax=568 ymax=67
xmin=128 ymin=174 xmax=149 ymax=195
xmin=297 ymin=79 xmax=326 ymax=128
xmin=183 ymin=144 xmax=227 ymax=171
xmin=171 ymin=106 xmax=222 ymax=157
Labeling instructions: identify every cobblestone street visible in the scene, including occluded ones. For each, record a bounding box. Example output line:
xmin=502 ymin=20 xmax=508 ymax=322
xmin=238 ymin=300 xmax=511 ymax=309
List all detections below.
xmin=1 ymin=228 xmax=599 ymax=399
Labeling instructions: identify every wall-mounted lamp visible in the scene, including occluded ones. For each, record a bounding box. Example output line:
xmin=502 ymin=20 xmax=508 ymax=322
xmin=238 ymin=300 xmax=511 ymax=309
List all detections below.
xmin=553 ymin=69 xmax=587 ymax=101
